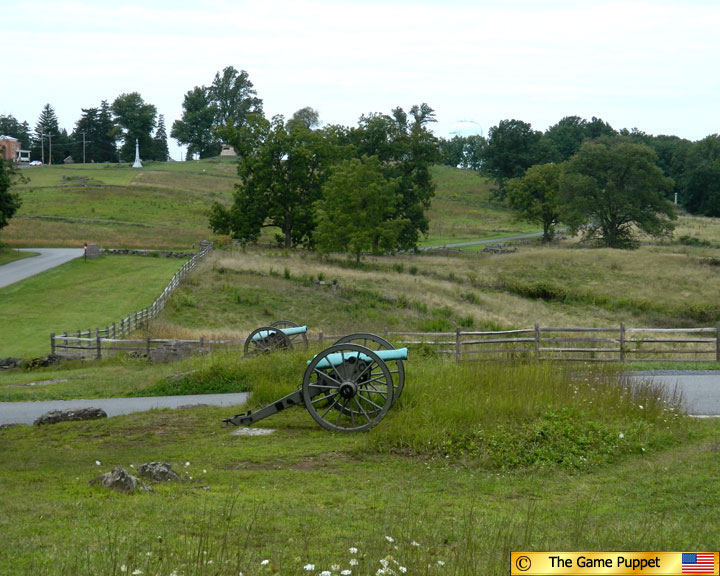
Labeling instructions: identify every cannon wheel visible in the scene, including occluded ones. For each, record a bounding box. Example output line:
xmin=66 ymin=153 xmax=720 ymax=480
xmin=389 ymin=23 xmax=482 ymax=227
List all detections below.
xmin=334 ymin=333 xmax=405 ymax=405
xmin=271 ymin=320 xmax=309 ymax=350
xmin=244 ymin=326 xmax=293 ymax=356
xmin=302 ymin=343 xmax=394 ymax=432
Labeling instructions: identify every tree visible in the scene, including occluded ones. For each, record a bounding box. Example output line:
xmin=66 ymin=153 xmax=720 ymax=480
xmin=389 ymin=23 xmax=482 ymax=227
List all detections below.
xmin=315 ymin=156 xmax=406 ymax=262
xmin=440 ymin=134 xmax=486 ymax=170
xmin=71 ymin=101 xmax=118 ymax=163
xmin=287 ymin=107 xmax=320 ymax=130
xmin=560 ymin=137 xmax=676 ymax=248
xmin=111 ymin=92 xmax=157 ymax=162
xmin=209 ymin=115 xmax=336 ymax=249
xmin=32 ymin=104 xmax=64 ymax=164
xmin=208 ymin=66 xmax=263 ymax=131
xmin=506 ymin=163 xmax=563 ymax=242
xmin=153 ymin=114 xmax=169 ymax=161
xmin=351 ymin=103 xmax=440 ymax=249
xmin=680 ymin=134 xmax=720 ymax=217
xmin=171 ymin=86 xmax=219 ymax=159
xmin=481 ymin=119 xmax=549 ymax=195
xmin=544 ymin=116 xmax=588 ymax=161
xmin=0 ymin=156 xmax=22 ymax=232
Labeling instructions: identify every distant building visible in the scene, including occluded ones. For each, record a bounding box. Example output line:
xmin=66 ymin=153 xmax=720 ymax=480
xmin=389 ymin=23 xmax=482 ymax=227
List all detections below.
xmin=220 ymin=143 xmax=237 ymax=156
xmin=0 ymin=135 xmax=30 ymax=163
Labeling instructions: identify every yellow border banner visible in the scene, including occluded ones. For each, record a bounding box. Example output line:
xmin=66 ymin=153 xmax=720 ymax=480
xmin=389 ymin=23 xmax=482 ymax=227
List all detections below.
xmin=511 ymin=552 xmax=719 ymax=575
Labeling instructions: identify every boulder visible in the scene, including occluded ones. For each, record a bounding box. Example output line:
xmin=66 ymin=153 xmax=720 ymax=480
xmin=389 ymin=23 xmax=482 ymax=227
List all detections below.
xmin=34 ymin=407 xmax=108 ymax=426
xmin=138 ymin=462 xmax=181 ymax=482
xmin=90 ymin=467 xmax=153 ymax=492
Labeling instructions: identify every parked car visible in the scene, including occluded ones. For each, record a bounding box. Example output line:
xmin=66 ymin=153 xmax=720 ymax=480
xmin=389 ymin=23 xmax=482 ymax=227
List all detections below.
xmin=29 ymin=160 xmax=42 ymax=166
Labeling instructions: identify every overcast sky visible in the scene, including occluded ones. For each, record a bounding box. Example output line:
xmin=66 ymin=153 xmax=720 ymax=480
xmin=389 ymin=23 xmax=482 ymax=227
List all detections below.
xmin=3 ymin=0 xmax=719 ymax=160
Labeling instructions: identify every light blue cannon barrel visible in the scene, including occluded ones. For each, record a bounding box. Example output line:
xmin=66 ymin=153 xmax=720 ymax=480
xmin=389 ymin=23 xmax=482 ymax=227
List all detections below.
xmin=251 ymin=325 xmax=308 ymax=341
xmin=311 ymin=347 xmax=408 ymax=369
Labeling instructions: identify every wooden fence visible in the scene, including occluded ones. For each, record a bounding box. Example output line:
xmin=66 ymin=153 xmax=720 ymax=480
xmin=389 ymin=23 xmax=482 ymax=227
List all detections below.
xmin=50 ymin=324 xmax=720 ymax=363
xmin=50 ymin=241 xmax=212 ymax=357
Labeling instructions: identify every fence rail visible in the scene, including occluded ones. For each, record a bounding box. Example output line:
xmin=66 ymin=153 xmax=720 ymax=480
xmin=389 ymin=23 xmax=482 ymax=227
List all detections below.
xmin=50 ymin=323 xmax=720 ymax=363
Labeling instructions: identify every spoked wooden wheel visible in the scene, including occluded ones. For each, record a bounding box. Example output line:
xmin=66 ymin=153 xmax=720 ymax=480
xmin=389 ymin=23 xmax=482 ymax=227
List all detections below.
xmin=302 ymin=343 xmax=394 ymax=432
xmin=334 ymin=333 xmax=405 ymax=405
xmin=271 ymin=320 xmax=309 ymax=350
xmin=244 ymin=326 xmax=293 ymax=356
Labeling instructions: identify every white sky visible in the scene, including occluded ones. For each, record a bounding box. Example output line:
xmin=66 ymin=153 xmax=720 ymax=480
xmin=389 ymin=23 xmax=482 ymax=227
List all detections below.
xmin=2 ymin=0 xmax=719 ymax=160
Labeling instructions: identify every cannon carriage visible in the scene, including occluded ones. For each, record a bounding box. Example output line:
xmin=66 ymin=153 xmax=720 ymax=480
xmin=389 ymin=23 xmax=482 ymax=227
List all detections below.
xmin=225 ymin=333 xmax=408 ymax=432
xmin=243 ymin=320 xmax=309 ymax=356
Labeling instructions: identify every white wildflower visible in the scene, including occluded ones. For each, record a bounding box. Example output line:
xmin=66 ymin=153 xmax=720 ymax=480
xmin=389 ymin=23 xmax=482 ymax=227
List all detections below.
xmin=320 ymin=571 xmax=332 ymax=576
xmin=349 ymin=547 xmax=358 ymax=554
xmin=618 ymin=432 xmax=625 ymax=439
xmin=95 ymin=460 xmax=101 ymax=466
xmin=385 ymin=535 xmax=394 ymax=543
xmin=332 ymin=564 xmax=341 ymax=571
xmin=341 ymin=570 xmax=352 ymax=576
xmin=399 ymin=567 xmax=407 ymax=574
xmin=132 ymin=570 xmax=143 ymax=575
xmin=438 ymin=560 xmax=446 ymax=566
xmin=303 ymin=564 xmax=315 ymax=571
xmin=350 ymin=559 xmax=359 ymax=566
xmin=185 ymin=461 xmax=191 ymax=467
xmin=120 ymin=566 xmax=127 ymax=573
xmin=411 ymin=540 xmax=420 ymax=547
xmin=261 ymin=559 xmax=270 ymax=566
xmin=639 ymin=405 xmax=644 ymax=410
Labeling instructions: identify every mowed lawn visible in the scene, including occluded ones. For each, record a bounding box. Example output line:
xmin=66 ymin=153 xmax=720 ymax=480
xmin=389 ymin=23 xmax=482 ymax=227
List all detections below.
xmin=0 ymin=254 xmax=186 ymax=357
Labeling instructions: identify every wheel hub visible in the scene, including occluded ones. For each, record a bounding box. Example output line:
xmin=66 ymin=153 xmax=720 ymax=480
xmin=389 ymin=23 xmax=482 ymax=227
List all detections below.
xmin=339 ymin=381 xmax=357 ymax=399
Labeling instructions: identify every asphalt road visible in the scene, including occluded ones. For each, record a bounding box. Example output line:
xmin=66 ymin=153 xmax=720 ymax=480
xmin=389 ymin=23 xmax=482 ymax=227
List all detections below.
xmin=0 ymin=248 xmax=83 ymax=289
xmin=629 ymin=371 xmax=720 ymax=417
xmin=0 ymin=392 xmax=251 ymax=426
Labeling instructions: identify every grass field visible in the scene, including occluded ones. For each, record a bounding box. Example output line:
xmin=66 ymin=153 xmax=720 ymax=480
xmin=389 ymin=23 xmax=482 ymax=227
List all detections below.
xmin=0 ymin=247 xmax=36 ymax=266
xmin=1 ymin=352 xmax=717 ymax=575
xmin=1 ymin=160 xmax=720 ymax=575
xmin=0 ymin=254 xmax=186 ymax=357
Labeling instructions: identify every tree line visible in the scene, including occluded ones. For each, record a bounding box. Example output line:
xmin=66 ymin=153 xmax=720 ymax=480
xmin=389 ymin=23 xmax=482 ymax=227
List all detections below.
xmin=441 ymin=116 xmax=720 ymax=231
xmin=1 ymin=95 xmax=169 ymax=165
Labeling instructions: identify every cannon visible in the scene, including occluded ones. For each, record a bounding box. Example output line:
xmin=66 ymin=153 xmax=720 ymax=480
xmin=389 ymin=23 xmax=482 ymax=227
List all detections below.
xmin=244 ymin=321 xmax=309 ymax=356
xmin=225 ymin=334 xmax=408 ymax=432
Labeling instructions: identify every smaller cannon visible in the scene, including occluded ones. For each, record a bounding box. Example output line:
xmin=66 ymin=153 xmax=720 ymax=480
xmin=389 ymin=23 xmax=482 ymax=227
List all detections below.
xmin=244 ymin=321 xmax=309 ymax=356
xmin=225 ymin=334 xmax=408 ymax=432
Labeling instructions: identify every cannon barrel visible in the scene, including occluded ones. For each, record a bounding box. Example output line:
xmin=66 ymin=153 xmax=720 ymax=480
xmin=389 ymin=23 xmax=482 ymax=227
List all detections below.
xmin=309 ymin=347 xmax=408 ymax=369
xmin=251 ymin=325 xmax=308 ymax=341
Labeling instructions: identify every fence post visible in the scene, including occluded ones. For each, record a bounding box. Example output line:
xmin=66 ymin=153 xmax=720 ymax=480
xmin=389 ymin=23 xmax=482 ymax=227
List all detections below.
xmin=534 ymin=323 xmax=540 ymax=360
xmin=318 ymin=332 xmax=324 ymax=343
xmin=50 ymin=333 xmax=55 ymax=355
xmin=620 ymin=323 xmax=626 ymax=363
xmin=455 ymin=328 xmax=461 ymax=363
xmin=96 ymin=334 xmax=102 ymax=359
xmin=716 ymin=323 xmax=720 ymax=363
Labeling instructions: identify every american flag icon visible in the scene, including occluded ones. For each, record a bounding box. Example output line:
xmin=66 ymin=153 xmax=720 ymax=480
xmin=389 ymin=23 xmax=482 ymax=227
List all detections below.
xmin=682 ymin=553 xmax=715 ymax=574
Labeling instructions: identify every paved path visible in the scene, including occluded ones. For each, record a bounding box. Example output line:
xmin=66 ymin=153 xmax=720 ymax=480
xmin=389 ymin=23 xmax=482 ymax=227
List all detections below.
xmin=629 ymin=371 xmax=720 ymax=417
xmin=0 ymin=392 xmax=251 ymax=426
xmin=421 ymin=232 xmax=545 ymax=251
xmin=0 ymin=248 xmax=83 ymax=289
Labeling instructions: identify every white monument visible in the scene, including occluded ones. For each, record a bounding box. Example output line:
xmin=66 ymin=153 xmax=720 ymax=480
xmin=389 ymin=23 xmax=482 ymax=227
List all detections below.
xmin=132 ymin=139 xmax=143 ymax=168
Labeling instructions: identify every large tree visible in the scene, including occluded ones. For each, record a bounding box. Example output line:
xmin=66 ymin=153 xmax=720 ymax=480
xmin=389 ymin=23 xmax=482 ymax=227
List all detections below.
xmin=506 ymin=163 xmax=563 ymax=242
xmin=171 ymin=87 xmax=219 ymax=159
xmin=111 ymin=92 xmax=157 ymax=162
xmin=351 ymin=103 xmax=440 ymax=249
xmin=314 ymin=156 xmax=406 ymax=262
xmin=0 ymin=156 xmax=22 ymax=232
xmin=209 ymin=66 xmax=263 ymax=131
xmin=560 ymin=137 xmax=676 ymax=248
xmin=152 ymin=114 xmax=169 ymax=161
xmin=0 ymin=115 xmax=31 ymax=150
xmin=210 ymin=115 xmax=336 ymax=249
xmin=32 ymin=104 xmax=67 ymax=164
xmin=482 ymin=119 xmax=549 ymax=195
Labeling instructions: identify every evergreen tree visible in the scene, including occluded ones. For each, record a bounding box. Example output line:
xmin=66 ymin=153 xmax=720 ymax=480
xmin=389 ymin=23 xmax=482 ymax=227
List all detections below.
xmin=153 ymin=114 xmax=169 ymax=161
xmin=32 ymin=104 xmax=62 ymax=164
xmin=72 ymin=104 xmax=117 ymax=163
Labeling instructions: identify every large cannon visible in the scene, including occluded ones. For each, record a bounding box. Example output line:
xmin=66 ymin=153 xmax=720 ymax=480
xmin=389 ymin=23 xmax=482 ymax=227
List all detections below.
xmin=244 ymin=320 xmax=309 ymax=356
xmin=225 ymin=334 xmax=408 ymax=432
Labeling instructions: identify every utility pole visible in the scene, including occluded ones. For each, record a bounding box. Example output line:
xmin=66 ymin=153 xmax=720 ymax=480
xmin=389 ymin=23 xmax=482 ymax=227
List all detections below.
xmin=48 ymin=133 xmax=52 ymax=165
xmin=41 ymin=133 xmax=45 ymax=165
xmin=82 ymin=132 xmax=86 ymax=164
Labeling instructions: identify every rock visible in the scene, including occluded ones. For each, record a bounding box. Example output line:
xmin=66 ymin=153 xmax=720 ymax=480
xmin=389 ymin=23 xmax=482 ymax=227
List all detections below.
xmin=0 ymin=357 xmax=23 ymax=370
xmin=90 ymin=467 xmax=153 ymax=492
xmin=34 ymin=407 xmax=108 ymax=426
xmin=138 ymin=462 xmax=181 ymax=482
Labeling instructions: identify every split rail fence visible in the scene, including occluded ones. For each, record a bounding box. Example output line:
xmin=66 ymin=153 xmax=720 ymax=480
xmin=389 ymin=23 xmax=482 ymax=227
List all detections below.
xmin=50 ymin=323 xmax=720 ymax=363
xmin=50 ymin=241 xmax=212 ymax=358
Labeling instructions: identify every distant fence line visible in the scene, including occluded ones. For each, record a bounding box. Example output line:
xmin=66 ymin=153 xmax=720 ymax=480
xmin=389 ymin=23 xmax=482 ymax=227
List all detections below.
xmin=51 ymin=323 xmax=720 ymax=363
xmin=50 ymin=240 xmax=213 ymax=355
